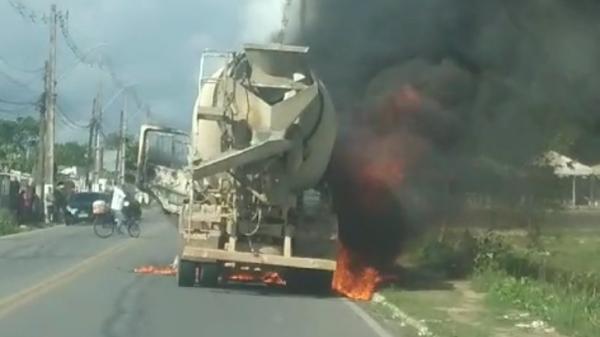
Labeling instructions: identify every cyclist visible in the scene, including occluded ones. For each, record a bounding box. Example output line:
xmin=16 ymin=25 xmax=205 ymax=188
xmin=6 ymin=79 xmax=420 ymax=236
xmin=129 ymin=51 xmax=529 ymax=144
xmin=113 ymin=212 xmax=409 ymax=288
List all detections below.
xmin=110 ymin=184 xmax=127 ymax=234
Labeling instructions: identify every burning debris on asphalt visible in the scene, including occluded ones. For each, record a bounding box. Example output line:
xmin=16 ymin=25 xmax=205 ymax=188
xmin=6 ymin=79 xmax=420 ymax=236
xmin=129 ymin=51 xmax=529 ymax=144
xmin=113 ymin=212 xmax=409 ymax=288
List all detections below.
xmin=228 ymin=272 xmax=287 ymax=286
xmin=134 ymin=265 xmax=177 ymax=276
xmin=332 ymin=244 xmax=381 ymax=301
xmin=134 ymin=262 xmax=287 ymax=287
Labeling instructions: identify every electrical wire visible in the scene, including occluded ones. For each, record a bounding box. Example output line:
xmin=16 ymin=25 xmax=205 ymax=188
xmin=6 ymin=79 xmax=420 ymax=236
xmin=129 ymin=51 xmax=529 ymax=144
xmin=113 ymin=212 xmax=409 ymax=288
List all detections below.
xmin=56 ymin=113 xmax=80 ymax=131
xmin=7 ymin=0 xmax=49 ymax=24
xmin=0 ymin=68 xmax=40 ymax=91
xmin=56 ymin=103 xmax=91 ymax=129
xmin=56 ymin=13 xmax=146 ymax=116
xmin=9 ymin=0 xmax=147 ymax=123
xmin=0 ymin=96 xmax=37 ymax=106
xmin=0 ymin=56 xmax=44 ymax=74
xmin=0 ymin=104 xmax=36 ymax=116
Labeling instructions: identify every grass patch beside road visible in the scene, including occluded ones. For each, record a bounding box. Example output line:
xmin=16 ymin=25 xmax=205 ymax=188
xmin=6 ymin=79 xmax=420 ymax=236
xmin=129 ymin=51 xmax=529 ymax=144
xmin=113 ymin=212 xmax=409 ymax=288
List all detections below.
xmin=474 ymin=269 xmax=600 ymax=337
xmin=0 ymin=209 xmax=18 ymax=236
xmin=371 ymin=222 xmax=600 ymax=337
xmin=377 ymin=283 xmax=503 ymax=337
xmin=473 ymin=230 xmax=600 ymax=337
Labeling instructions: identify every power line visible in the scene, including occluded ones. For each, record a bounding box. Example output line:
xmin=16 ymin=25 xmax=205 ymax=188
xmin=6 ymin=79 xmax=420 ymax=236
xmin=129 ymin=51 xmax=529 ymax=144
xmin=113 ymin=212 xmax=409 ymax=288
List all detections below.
xmin=0 ymin=55 xmax=45 ymax=74
xmin=0 ymin=96 xmax=37 ymax=106
xmin=56 ymin=114 xmax=79 ymax=131
xmin=0 ymin=68 xmax=40 ymax=90
xmin=0 ymin=104 xmax=35 ymax=115
xmin=56 ymin=12 xmax=146 ymax=115
xmin=7 ymin=0 xmax=49 ymax=24
xmin=9 ymin=0 xmax=146 ymax=122
xmin=56 ymin=103 xmax=91 ymax=129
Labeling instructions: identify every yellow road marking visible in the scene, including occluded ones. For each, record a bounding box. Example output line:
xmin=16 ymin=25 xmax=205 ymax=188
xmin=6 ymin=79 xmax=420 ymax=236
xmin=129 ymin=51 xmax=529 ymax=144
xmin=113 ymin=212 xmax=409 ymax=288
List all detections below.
xmin=0 ymin=239 xmax=135 ymax=318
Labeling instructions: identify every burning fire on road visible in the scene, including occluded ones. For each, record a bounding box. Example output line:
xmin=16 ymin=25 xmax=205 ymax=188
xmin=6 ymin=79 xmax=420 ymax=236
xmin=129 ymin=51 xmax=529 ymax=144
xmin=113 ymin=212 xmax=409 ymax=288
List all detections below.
xmin=327 ymin=83 xmax=436 ymax=301
xmin=332 ymin=244 xmax=381 ymax=301
xmin=227 ymin=271 xmax=287 ymax=286
xmin=134 ymin=265 xmax=177 ymax=276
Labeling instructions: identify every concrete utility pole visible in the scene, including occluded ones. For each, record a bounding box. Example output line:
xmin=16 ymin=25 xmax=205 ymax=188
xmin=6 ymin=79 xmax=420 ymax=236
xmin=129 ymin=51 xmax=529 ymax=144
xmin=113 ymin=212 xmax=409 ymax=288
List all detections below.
xmin=118 ymin=96 xmax=127 ymax=185
xmin=115 ymin=112 xmax=121 ymax=173
xmin=85 ymin=97 xmax=97 ymax=190
xmin=94 ymin=87 xmax=103 ymax=190
xmin=36 ymin=64 xmax=48 ymax=200
xmin=43 ymin=4 xmax=58 ymax=224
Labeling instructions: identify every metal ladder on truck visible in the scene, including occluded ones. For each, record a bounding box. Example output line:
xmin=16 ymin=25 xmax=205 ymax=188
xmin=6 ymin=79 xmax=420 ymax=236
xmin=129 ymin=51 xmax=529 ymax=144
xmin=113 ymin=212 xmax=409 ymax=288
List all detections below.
xmin=183 ymin=50 xmax=236 ymax=240
xmin=197 ymin=50 xmax=236 ymax=92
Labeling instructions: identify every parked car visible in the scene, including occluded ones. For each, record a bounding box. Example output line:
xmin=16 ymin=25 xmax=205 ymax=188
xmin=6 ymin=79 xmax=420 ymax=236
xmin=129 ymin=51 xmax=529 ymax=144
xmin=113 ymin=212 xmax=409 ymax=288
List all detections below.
xmin=65 ymin=192 xmax=110 ymax=225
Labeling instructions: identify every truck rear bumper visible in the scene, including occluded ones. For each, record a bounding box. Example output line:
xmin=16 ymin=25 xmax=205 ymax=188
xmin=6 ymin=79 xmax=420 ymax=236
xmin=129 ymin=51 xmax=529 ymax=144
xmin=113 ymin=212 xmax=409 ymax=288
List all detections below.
xmin=181 ymin=246 xmax=337 ymax=271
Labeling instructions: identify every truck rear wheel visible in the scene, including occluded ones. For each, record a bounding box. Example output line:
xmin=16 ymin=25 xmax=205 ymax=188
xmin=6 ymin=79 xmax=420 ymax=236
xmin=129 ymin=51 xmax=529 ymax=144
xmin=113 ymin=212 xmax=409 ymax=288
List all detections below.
xmin=285 ymin=269 xmax=333 ymax=294
xmin=197 ymin=262 xmax=220 ymax=287
xmin=177 ymin=259 xmax=196 ymax=287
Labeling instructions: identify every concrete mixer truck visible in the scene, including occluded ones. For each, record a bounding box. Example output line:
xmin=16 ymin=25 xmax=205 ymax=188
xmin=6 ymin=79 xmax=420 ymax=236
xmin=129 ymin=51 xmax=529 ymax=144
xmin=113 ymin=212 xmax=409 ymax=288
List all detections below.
xmin=137 ymin=44 xmax=338 ymax=288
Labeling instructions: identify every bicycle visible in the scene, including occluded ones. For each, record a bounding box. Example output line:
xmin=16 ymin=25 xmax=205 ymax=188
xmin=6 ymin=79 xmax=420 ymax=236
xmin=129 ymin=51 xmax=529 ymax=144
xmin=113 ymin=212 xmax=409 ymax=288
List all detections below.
xmin=92 ymin=202 xmax=141 ymax=239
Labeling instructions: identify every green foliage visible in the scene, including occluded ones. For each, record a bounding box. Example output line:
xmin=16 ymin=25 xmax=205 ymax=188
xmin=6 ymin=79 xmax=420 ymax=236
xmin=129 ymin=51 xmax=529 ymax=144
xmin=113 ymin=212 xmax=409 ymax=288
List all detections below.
xmin=103 ymin=131 xmax=138 ymax=172
xmin=417 ymin=230 xmax=478 ymax=278
xmin=476 ymin=269 xmax=600 ymax=337
xmin=103 ymin=132 xmax=120 ymax=150
xmin=0 ymin=117 xmax=39 ymax=172
xmin=125 ymin=138 xmax=138 ymax=171
xmin=0 ymin=209 xmax=18 ymax=236
xmin=55 ymin=142 xmax=87 ymax=167
xmin=474 ymin=233 xmax=600 ymax=337
xmin=122 ymin=138 xmax=139 ymax=183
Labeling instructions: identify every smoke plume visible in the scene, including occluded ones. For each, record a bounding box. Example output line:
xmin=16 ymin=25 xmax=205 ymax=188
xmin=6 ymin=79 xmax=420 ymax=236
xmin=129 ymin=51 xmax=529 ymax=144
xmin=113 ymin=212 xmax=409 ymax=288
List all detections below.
xmin=286 ymin=0 xmax=600 ymax=266
xmin=241 ymin=0 xmax=287 ymax=43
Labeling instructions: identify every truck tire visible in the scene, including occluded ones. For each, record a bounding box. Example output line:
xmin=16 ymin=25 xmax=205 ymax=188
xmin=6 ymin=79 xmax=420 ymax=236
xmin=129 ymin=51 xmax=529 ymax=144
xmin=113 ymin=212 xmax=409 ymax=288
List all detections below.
xmin=177 ymin=260 xmax=196 ymax=287
xmin=285 ymin=269 xmax=333 ymax=295
xmin=198 ymin=262 xmax=220 ymax=288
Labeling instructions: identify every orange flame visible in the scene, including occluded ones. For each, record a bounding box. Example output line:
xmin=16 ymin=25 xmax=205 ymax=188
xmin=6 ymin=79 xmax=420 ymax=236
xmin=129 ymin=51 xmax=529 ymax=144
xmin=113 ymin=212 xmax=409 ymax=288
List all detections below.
xmin=228 ymin=272 xmax=255 ymax=282
xmin=133 ymin=265 xmax=177 ymax=276
xmin=262 ymin=272 xmax=287 ymax=286
xmin=332 ymin=245 xmax=381 ymax=301
xmin=228 ymin=271 xmax=286 ymax=286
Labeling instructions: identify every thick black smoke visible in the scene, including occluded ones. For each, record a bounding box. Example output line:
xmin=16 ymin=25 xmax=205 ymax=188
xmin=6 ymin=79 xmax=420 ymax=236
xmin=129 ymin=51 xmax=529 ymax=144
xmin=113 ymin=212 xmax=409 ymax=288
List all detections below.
xmin=286 ymin=0 xmax=600 ymax=265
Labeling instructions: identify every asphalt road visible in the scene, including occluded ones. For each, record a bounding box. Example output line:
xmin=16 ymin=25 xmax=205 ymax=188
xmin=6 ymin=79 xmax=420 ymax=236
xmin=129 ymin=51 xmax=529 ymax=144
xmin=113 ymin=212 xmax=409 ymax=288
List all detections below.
xmin=0 ymin=208 xmax=392 ymax=337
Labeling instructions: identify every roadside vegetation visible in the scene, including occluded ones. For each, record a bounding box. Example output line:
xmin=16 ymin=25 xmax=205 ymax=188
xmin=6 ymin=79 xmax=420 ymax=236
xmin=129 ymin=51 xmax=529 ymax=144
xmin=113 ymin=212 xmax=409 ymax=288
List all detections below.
xmin=472 ymin=230 xmax=600 ymax=337
xmin=0 ymin=208 xmax=18 ymax=236
xmin=372 ymin=212 xmax=600 ymax=337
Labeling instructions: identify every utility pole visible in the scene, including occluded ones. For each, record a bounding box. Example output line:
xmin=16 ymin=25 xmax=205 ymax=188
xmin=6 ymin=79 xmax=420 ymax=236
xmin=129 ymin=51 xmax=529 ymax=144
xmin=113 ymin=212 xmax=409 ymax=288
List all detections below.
xmin=85 ymin=97 xmax=97 ymax=191
xmin=94 ymin=87 xmax=103 ymax=190
xmin=118 ymin=96 xmax=127 ymax=185
xmin=36 ymin=66 xmax=48 ymax=200
xmin=43 ymin=4 xmax=58 ymax=224
xmin=115 ymin=111 xmax=121 ymax=173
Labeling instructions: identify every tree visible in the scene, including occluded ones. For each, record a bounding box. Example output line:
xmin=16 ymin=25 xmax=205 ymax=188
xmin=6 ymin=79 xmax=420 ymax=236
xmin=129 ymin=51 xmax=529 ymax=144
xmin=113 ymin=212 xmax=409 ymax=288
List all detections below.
xmin=103 ymin=132 xmax=120 ymax=150
xmin=124 ymin=137 xmax=139 ymax=183
xmin=0 ymin=117 xmax=39 ymax=172
xmin=55 ymin=142 xmax=87 ymax=167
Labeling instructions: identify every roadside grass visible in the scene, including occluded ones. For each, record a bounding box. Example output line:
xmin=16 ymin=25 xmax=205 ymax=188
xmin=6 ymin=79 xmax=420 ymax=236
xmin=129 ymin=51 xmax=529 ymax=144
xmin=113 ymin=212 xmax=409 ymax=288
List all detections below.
xmin=495 ymin=226 xmax=600 ymax=275
xmin=473 ymin=230 xmax=600 ymax=337
xmin=0 ymin=208 xmax=18 ymax=236
xmin=473 ymin=269 xmax=600 ymax=337
xmin=373 ymin=276 xmax=561 ymax=337
xmin=371 ymin=223 xmax=600 ymax=337
xmin=378 ymin=284 xmax=497 ymax=337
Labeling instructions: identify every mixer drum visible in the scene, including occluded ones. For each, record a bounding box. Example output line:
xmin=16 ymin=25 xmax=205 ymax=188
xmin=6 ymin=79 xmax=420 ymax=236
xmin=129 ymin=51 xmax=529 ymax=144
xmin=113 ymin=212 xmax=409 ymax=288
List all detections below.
xmin=191 ymin=44 xmax=337 ymax=195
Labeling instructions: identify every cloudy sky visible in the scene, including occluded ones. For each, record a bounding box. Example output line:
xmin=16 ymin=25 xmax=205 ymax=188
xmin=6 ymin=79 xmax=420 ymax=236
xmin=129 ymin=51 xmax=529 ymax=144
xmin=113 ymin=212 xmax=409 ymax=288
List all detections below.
xmin=0 ymin=0 xmax=285 ymax=142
